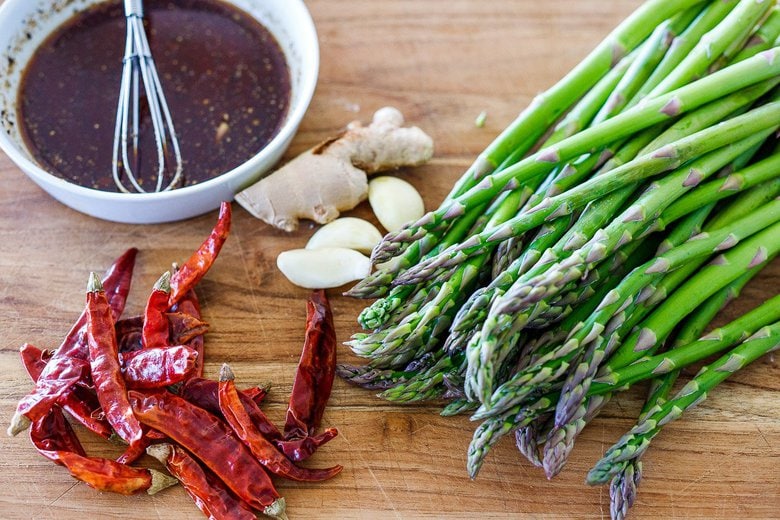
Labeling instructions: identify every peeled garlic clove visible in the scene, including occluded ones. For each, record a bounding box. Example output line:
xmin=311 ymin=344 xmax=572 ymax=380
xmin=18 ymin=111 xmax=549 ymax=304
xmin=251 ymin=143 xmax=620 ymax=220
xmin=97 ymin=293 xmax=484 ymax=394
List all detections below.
xmin=277 ymin=247 xmax=371 ymax=289
xmin=368 ymin=176 xmax=425 ymax=232
xmin=306 ymin=217 xmax=383 ymax=254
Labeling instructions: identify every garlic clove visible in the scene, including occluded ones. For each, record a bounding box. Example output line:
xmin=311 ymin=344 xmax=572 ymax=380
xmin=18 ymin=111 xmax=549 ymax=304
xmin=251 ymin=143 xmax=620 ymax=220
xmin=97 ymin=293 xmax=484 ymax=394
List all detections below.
xmin=305 ymin=217 xmax=383 ymax=254
xmin=277 ymin=247 xmax=371 ymax=289
xmin=368 ymin=176 xmax=425 ymax=232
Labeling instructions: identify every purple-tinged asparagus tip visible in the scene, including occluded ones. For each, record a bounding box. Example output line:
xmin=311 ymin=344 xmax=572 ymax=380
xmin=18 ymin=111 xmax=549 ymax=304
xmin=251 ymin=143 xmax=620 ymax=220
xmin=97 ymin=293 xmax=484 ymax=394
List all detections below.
xmin=525 ymin=197 xmax=552 ymax=215
xmin=595 ymin=289 xmax=621 ymax=313
xmin=651 ymin=144 xmax=677 ymax=159
xmin=547 ymin=203 xmax=572 ymax=220
xmin=537 ymin=147 xmax=561 ymax=163
xmin=709 ymin=254 xmax=728 ymax=266
xmin=474 ymin=176 xmax=494 ymax=192
xmin=616 ymin=230 xmax=633 ymax=248
xmin=634 ymin=328 xmax=657 ymax=352
xmin=443 ymin=202 xmax=467 ymax=220
xmin=651 ymin=357 xmax=676 ymax=375
xmin=660 ymin=97 xmax=682 ymax=117
xmin=718 ymin=174 xmax=743 ymax=191
xmin=604 ymin=93 xmax=624 ymax=115
xmin=621 ymin=205 xmax=645 ymax=223
xmin=761 ymin=48 xmax=777 ymax=64
xmin=487 ymin=225 xmax=514 ymax=243
xmin=714 ymin=233 xmax=739 ymax=251
xmin=503 ymin=177 xmax=520 ymax=191
xmin=716 ymin=353 xmax=747 ymax=373
xmin=748 ymin=246 xmax=768 ymax=268
xmin=683 ymin=168 xmax=704 ymax=187
xmin=645 ymin=257 xmax=671 ymax=274
xmin=596 ymin=149 xmax=614 ymax=168
xmin=611 ymin=41 xmax=626 ymax=66
xmin=746 ymin=326 xmax=771 ymax=341
xmin=472 ymin=156 xmax=495 ymax=179
xmin=559 ymin=163 xmax=577 ymax=178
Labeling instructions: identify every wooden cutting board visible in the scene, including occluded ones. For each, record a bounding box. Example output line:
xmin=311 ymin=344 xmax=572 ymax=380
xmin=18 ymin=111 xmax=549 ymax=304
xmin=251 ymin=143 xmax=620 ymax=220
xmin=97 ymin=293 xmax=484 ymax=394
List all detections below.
xmin=0 ymin=1 xmax=778 ymax=518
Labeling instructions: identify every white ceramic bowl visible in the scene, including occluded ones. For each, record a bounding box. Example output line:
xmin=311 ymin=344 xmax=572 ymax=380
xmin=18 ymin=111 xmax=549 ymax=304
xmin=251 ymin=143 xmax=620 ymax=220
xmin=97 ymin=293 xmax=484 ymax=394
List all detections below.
xmin=0 ymin=0 xmax=318 ymax=223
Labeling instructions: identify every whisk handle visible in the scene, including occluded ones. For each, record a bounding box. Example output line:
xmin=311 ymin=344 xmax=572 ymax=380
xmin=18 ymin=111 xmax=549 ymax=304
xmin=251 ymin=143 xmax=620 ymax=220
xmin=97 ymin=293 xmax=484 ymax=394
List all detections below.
xmin=124 ymin=0 xmax=144 ymax=18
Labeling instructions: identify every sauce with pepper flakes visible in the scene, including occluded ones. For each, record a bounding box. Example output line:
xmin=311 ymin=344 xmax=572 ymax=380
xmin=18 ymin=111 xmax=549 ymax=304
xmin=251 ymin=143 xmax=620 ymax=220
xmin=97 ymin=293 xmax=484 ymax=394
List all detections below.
xmin=18 ymin=0 xmax=291 ymax=191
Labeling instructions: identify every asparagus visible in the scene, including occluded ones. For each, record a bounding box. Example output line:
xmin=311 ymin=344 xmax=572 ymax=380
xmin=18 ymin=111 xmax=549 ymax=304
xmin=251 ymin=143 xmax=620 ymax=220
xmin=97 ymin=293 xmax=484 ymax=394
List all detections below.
xmin=493 ymin=129 xmax=774 ymax=319
xmin=594 ymin=292 xmax=780 ymax=391
xmin=474 ymin=203 xmax=780 ymax=420
xmin=373 ymin=48 xmax=780 ymax=265
xmin=632 ymin=0 xmax=739 ymax=102
xmin=646 ymin=0 xmax=772 ymax=96
xmin=587 ymin=321 xmax=780 ymax=485
xmin=443 ymin=0 xmax=709 ymax=202
xmin=732 ymin=6 xmax=780 ymax=62
xmin=591 ymin=9 xmax=700 ymax=124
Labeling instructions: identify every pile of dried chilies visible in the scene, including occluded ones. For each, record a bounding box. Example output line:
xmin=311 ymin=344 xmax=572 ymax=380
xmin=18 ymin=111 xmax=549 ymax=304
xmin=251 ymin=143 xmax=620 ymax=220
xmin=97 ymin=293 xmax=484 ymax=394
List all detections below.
xmin=340 ymin=0 xmax=780 ymax=518
xmin=8 ymin=202 xmax=342 ymax=520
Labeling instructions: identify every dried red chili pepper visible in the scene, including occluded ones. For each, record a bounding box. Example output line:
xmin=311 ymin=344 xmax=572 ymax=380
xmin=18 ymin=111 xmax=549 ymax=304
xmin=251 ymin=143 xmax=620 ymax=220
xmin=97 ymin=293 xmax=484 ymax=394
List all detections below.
xmin=30 ymin=407 xmax=175 ymax=495
xmin=218 ymin=364 xmax=342 ymax=482
xmin=120 ymin=345 xmax=198 ymax=389
xmin=116 ymin=434 xmax=155 ymax=465
xmin=116 ymin=312 xmax=209 ymax=353
xmin=273 ymin=428 xmax=339 ymax=462
xmin=128 ymin=390 xmax=287 ymax=519
xmin=57 ymin=451 xmax=174 ymax=495
xmin=19 ymin=344 xmax=112 ymax=438
xmin=180 ymin=377 xmax=281 ymax=440
xmin=166 ymin=311 xmax=209 ymax=344
xmin=9 ymin=248 xmax=137 ymax=435
xmin=284 ymin=289 xmax=337 ymax=440
xmin=173 ymin=289 xmax=206 ymax=378
xmin=147 ymin=443 xmax=257 ymax=520
xmin=169 ymin=201 xmax=231 ymax=306
xmin=142 ymin=271 xmax=172 ymax=349
xmin=86 ymin=272 xmax=143 ymax=446
xmin=30 ymin=406 xmax=86 ymax=460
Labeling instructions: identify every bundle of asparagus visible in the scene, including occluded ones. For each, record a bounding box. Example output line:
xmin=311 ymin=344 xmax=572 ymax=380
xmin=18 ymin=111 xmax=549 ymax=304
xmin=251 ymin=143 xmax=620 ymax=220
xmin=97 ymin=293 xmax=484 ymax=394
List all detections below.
xmin=341 ymin=0 xmax=780 ymax=517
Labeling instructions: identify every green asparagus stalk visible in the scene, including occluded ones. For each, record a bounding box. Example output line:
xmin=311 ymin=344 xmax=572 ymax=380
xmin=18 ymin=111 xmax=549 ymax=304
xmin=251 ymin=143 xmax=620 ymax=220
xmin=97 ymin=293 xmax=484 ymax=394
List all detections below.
xmin=587 ymin=320 xmax=780 ymax=485
xmin=394 ymin=97 xmax=780 ymax=284
xmin=594 ymin=292 xmax=780 ymax=391
xmin=445 ymin=0 xmax=710 ymax=199
xmin=732 ymin=6 xmax=780 ymax=62
xmin=373 ymin=47 xmax=780 ymax=265
xmin=647 ymin=0 xmax=772 ymax=96
xmin=632 ymin=0 xmax=739 ymax=102
xmin=474 ymin=203 xmax=780 ymax=419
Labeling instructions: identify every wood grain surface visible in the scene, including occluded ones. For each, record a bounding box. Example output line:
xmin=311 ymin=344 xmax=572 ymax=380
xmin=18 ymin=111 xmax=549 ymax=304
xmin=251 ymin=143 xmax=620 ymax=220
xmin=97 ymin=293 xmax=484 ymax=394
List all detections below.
xmin=1 ymin=1 xmax=778 ymax=518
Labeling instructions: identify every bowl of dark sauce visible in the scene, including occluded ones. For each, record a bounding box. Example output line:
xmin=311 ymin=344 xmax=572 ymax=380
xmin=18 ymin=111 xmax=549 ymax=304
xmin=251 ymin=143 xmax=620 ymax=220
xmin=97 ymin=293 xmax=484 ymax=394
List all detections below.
xmin=0 ymin=0 xmax=318 ymax=223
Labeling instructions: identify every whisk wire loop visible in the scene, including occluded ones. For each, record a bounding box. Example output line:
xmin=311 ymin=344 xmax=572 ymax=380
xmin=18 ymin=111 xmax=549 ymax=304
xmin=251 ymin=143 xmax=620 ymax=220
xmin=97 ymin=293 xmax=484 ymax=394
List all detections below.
xmin=112 ymin=0 xmax=183 ymax=193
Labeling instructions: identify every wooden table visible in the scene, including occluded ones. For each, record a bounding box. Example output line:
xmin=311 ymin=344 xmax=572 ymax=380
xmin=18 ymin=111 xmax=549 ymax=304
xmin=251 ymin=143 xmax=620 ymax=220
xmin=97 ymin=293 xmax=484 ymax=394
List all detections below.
xmin=1 ymin=1 xmax=778 ymax=518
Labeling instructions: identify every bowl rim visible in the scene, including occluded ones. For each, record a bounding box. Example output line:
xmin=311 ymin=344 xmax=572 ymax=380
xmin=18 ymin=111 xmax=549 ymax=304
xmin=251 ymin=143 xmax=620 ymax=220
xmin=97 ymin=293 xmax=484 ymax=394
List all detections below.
xmin=0 ymin=0 xmax=319 ymax=205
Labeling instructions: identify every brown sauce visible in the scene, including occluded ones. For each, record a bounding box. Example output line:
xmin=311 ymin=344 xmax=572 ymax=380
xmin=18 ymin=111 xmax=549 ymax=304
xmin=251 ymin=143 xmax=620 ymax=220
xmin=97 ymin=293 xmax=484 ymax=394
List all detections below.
xmin=18 ymin=0 xmax=291 ymax=191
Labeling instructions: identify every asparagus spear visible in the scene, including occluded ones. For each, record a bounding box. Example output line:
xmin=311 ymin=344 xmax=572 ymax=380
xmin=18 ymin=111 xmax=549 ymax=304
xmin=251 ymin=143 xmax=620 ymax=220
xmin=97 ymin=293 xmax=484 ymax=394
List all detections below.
xmin=373 ymin=48 xmax=780 ymax=265
xmin=587 ymin=321 xmax=780 ymax=485
xmin=474 ymin=203 xmax=780 ymax=419
xmin=443 ymin=0 xmax=710 ymax=202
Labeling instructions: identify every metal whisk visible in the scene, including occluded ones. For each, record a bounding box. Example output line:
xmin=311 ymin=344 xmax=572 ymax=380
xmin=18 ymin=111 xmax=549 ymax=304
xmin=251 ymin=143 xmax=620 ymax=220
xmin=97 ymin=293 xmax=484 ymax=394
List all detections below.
xmin=112 ymin=0 xmax=183 ymax=193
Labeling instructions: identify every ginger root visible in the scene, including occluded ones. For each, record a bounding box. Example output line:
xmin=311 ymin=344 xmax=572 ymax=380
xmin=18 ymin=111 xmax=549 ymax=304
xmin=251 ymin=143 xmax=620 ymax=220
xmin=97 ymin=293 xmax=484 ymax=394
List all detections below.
xmin=235 ymin=106 xmax=434 ymax=232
